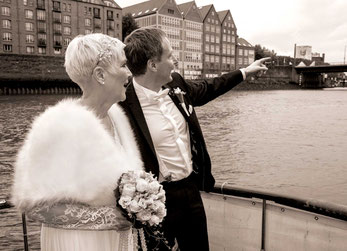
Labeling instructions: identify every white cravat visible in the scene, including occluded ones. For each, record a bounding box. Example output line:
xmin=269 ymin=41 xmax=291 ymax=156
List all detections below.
xmin=133 ymin=80 xmax=193 ymax=182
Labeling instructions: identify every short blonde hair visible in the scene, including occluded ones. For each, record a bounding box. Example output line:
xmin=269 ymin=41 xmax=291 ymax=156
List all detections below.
xmin=64 ymin=33 xmax=125 ymax=84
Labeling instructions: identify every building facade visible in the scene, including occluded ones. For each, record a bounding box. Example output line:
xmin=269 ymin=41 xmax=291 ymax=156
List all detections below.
xmin=1 ymin=0 xmax=255 ymax=77
xmin=311 ymin=52 xmax=325 ymax=65
xmin=178 ymin=1 xmax=202 ymax=79
xmin=236 ymin=37 xmax=254 ymax=69
xmin=199 ymin=4 xmax=220 ymax=78
xmin=123 ymin=0 xmax=186 ymax=75
xmin=0 ymin=0 xmax=122 ymax=56
xmin=218 ymin=10 xmax=237 ymax=74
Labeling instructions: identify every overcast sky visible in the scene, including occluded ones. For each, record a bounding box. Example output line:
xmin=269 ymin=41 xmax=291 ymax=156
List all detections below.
xmin=117 ymin=0 xmax=347 ymax=63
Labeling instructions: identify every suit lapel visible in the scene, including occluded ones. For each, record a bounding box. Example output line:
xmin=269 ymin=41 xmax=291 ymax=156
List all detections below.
xmin=124 ymin=82 xmax=157 ymax=156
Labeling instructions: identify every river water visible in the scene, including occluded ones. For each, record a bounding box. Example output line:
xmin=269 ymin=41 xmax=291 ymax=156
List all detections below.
xmin=1 ymin=89 xmax=347 ymax=250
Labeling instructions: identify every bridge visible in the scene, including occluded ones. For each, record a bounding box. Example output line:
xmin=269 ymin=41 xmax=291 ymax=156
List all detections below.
xmin=294 ymin=64 xmax=347 ymax=88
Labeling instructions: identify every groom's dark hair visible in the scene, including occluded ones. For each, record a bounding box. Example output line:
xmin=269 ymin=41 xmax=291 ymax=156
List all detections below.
xmin=124 ymin=27 xmax=167 ymax=77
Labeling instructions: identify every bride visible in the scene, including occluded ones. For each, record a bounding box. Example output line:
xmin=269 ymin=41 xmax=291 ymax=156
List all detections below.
xmin=11 ymin=33 xmax=143 ymax=250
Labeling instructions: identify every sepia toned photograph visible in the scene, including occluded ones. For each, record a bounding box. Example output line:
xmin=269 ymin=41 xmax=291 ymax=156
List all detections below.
xmin=1 ymin=0 xmax=346 ymax=250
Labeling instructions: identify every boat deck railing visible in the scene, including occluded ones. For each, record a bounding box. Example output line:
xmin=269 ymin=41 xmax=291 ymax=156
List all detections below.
xmin=214 ymin=182 xmax=347 ymax=221
xmin=2 ymin=185 xmax=347 ymax=250
xmin=210 ymin=183 xmax=347 ymax=251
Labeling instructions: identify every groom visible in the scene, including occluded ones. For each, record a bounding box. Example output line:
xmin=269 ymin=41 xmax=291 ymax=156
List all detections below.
xmin=120 ymin=27 xmax=269 ymax=250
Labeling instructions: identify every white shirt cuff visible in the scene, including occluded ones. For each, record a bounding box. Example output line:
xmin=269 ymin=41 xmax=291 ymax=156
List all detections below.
xmin=240 ymin=68 xmax=246 ymax=80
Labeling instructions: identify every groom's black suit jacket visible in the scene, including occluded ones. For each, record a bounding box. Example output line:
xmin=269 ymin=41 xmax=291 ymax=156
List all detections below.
xmin=119 ymin=70 xmax=243 ymax=192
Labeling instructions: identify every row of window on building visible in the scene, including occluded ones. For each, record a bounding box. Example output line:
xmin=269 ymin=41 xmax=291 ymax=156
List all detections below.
xmin=1 ymin=0 xmax=254 ymax=75
xmin=1 ymin=1 xmax=121 ymax=54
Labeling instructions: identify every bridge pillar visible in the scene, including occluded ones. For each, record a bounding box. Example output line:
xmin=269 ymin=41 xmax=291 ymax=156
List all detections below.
xmin=301 ymin=73 xmax=324 ymax=88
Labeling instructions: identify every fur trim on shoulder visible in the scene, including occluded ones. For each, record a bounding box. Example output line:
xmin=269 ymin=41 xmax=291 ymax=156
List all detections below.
xmin=108 ymin=104 xmax=143 ymax=170
xmin=12 ymin=99 xmax=143 ymax=211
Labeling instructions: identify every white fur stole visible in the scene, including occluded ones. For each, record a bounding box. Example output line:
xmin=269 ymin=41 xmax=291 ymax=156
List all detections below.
xmin=12 ymin=99 xmax=143 ymax=211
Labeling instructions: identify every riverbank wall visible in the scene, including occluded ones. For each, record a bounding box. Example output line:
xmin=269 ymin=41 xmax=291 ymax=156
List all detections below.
xmin=234 ymin=65 xmax=301 ymax=90
xmin=0 ymin=54 xmax=300 ymax=94
xmin=0 ymin=54 xmax=80 ymax=95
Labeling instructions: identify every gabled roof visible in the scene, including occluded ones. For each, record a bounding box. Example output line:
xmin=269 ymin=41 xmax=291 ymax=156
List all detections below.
xmin=217 ymin=10 xmax=228 ymax=23
xmin=89 ymin=0 xmax=121 ymax=8
xmin=109 ymin=0 xmax=121 ymax=8
xmin=122 ymin=0 xmax=166 ymax=17
xmin=178 ymin=1 xmax=201 ymax=21
xmin=177 ymin=1 xmax=192 ymax=16
xmin=198 ymin=4 xmax=213 ymax=21
xmin=237 ymin=37 xmax=253 ymax=47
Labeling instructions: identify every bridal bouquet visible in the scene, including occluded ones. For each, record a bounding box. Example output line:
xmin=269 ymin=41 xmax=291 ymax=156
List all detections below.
xmin=117 ymin=170 xmax=167 ymax=227
xmin=116 ymin=170 xmax=169 ymax=250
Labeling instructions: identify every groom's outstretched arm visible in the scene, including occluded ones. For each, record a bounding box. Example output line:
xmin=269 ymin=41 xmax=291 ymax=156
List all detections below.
xmin=181 ymin=57 xmax=271 ymax=106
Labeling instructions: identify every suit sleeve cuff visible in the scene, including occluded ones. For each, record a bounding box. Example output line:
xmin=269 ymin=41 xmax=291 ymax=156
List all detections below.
xmin=240 ymin=68 xmax=246 ymax=80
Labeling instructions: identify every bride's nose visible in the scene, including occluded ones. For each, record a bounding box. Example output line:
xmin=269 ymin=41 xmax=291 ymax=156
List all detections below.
xmin=125 ymin=66 xmax=132 ymax=78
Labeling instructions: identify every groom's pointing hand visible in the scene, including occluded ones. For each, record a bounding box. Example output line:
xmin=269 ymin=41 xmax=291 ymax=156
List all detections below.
xmin=243 ymin=57 xmax=271 ymax=78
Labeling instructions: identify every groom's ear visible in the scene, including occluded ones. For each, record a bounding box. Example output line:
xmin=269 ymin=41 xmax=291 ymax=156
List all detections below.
xmin=147 ymin=59 xmax=157 ymax=72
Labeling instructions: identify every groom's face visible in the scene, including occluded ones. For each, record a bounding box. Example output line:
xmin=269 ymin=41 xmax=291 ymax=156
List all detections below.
xmin=154 ymin=37 xmax=177 ymax=84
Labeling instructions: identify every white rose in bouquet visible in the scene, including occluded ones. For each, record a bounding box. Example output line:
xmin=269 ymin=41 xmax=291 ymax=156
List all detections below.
xmin=149 ymin=215 xmax=161 ymax=226
xmin=144 ymin=197 xmax=154 ymax=207
xmin=136 ymin=210 xmax=151 ymax=222
xmin=118 ymin=196 xmax=132 ymax=208
xmin=122 ymin=183 xmax=136 ymax=197
xmin=150 ymin=200 xmax=161 ymax=211
xmin=157 ymin=188 xmax=166 ymax=201
xmin=136 ymin=179 xmax=150 ymax=192
xmin=129 ymin=200 xmax=142 ymax=213
xmin=157 ymin=204 xmax=167 ymax=218
xmin=148 ymin=181 xmax=160 ymax=193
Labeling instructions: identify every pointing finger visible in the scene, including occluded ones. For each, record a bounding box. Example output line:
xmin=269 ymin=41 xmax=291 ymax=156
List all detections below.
xmin=258 ymin=66 xmax=268 ymax=71
xmin=259 ymin=57 xmax=271 ymax=63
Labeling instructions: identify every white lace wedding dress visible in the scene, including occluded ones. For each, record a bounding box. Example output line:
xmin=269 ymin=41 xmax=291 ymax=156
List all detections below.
xmin=27 ymin=203 xmax=134 ymax=251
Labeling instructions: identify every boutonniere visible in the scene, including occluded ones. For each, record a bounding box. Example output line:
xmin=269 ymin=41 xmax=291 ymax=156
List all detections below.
xmin=171 ymin=87 xmax=192 ymax=117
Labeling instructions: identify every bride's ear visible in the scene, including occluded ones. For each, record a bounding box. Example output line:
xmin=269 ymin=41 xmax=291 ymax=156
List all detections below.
xmin=92 ymin=66 xmax=105 ymax=85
